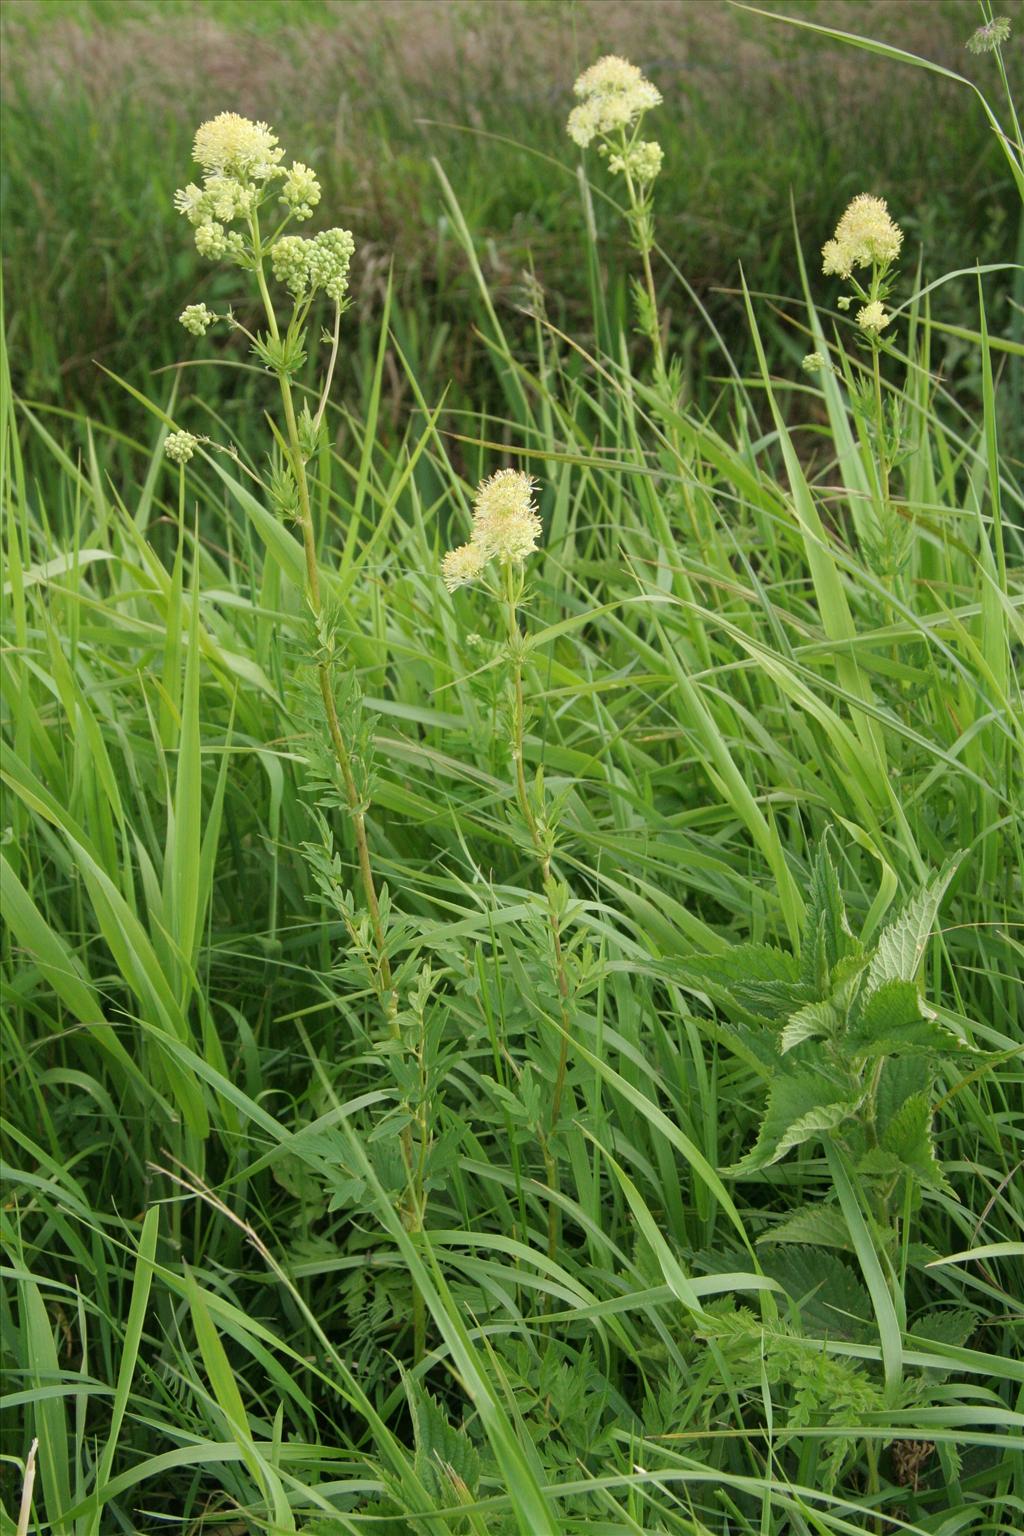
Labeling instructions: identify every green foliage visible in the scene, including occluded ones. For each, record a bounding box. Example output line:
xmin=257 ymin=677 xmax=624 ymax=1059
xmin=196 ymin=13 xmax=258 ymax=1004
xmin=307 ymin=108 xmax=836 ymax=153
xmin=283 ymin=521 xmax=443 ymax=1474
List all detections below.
xmin=1 ymin=4 xmax=1022 ymax=1534
xmin=680 ymin=838 xmax=966 ymax=1216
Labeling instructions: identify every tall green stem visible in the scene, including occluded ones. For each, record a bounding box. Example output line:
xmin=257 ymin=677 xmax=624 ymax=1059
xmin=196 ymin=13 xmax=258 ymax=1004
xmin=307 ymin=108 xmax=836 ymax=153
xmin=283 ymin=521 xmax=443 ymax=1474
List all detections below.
xmin=505 ymin=566 xmax=573 ymax=1260
xmin=618 ymin=130 xmax=665 ymax=380
xmin=252 ymin=211 xmax=425 ymax=1355
xmin=252 ymin=213 xmax=393 ymax=1014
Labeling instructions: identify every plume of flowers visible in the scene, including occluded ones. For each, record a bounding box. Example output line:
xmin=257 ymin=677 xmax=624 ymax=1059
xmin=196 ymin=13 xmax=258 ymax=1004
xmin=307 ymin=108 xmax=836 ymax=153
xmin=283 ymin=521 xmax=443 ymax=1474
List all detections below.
xmin=821 ymin=193 xmax=904 ymax=342
xmin=566 ymin=54 xmax=663 ymax=181
xmin=822 ymin=195 xmax=903 ymax=279
xmin=192 ymin=113 xmax=283 ymax=177
xmin=173 ymin=112 xmax=346 ymax=290
xmin=442 ymin=470 xmax=542 ymax=592
xmin=855 ymin=300 xmax=893 ymax=335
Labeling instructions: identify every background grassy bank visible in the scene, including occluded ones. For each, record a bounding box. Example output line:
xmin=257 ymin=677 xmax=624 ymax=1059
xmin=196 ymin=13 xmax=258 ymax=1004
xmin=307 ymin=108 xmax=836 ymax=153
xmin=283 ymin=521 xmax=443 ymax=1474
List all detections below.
xmin=2 ymin=2 xmax=1023 ymax=1533
xmin=2 ymin=0 xmax=1020 ymax=434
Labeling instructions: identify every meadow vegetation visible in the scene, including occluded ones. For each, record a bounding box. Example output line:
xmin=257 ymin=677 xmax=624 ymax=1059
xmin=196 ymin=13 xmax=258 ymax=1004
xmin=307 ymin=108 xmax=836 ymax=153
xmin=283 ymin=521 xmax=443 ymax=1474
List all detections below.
xmin=1 ymin=2 xmax=1022 ymax=1533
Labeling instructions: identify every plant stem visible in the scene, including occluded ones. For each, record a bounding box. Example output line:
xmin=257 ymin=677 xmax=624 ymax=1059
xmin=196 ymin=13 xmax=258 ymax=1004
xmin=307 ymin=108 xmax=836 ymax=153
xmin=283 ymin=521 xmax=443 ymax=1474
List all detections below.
xmin=251 ymin=213 xmax=425 ymax=1353
xmin=505 ymin=565 xmax=573 ymax=1260
xmin=252 ymin=215 xmax=394 ymax=1016
xmin=618 ymin=131 xmax=665 ymax=380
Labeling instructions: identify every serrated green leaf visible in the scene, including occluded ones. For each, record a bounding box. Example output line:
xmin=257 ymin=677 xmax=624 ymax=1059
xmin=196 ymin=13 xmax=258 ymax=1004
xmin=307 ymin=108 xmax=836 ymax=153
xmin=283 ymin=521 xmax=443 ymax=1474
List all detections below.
xmin=760 ymin=1246 xmax=874 ymax=1340
xmin=852 ymin=977 xmax=925 ymax=1033
xmin=674 ymin=943 xmax=810 ymax=1023
xmin=864 ymin=855 xmax=962 ymax=989
xmin=880 ymin=1092 xmax=952 ymax=1193
xmin=780 ymin=996 xmax=841 ymax=1053
xmin=876 ymin=1056 xmax=934 ymax=1123
xmin=406 ymin=1377 xmax=481 ymax=1502
xmin=757 ymin=1203 xmax=851 ymax=1250
xmin=728 ymin=1069 xmax=859 ymax=1174
xmin=847 ymin=978 xmax=959 ymax=1059
xmin=676 ymin=943 xmax=800 ymax=989
xmin=911 ymin=1307 xmax=980 ymax=1349
xmin=801 ymin=832 xmax=850 ymax=980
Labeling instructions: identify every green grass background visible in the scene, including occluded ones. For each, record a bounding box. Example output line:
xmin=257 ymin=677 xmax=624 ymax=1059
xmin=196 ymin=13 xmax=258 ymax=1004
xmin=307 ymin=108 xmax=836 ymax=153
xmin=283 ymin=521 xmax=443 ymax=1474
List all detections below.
xmin=1 ymin=1 xmax=1022 ymax=1533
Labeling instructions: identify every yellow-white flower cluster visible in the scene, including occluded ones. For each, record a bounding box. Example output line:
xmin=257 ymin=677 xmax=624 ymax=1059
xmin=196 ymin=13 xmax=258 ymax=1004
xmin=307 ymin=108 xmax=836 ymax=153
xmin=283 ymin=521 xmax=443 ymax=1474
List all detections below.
xmin=821 ymin=194 xmax=904 ymax=341
xmin=566 ymin=54 xmax=662 ymax=163
xmin=192 ymin=113 xmax=283 ymax=178
xmin=174 ymin=113 xmax=325 ymax=272
xmin=442 ymin=470 xmax=542 ymax=592
xmin=855 ymin=300 xmax=893 ymax=335
xmin=821 ymin=195 xmax=903 ymax=280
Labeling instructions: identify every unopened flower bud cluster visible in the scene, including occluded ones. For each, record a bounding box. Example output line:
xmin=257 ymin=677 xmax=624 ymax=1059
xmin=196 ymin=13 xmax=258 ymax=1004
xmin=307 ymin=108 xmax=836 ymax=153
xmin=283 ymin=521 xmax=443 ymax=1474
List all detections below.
xmin=272 ymin=228 xmax=355 ymax=303
xmin=164 ymin=430 xmax=201 ymax=464
xmin=442 ymin=470 xmax=543 ymax=592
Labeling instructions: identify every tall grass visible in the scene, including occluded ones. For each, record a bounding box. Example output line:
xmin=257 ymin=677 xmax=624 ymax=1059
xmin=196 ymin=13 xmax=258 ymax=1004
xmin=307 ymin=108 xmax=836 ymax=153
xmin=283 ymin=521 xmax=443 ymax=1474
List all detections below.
xmin=2 ymin=3 xmax=1023 ymax=1533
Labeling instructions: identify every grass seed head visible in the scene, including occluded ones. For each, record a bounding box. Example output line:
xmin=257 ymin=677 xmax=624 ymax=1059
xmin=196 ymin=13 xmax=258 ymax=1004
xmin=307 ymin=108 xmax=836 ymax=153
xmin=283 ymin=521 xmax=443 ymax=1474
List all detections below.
xmin=966 ymin=16 xmax=1011 ymax=53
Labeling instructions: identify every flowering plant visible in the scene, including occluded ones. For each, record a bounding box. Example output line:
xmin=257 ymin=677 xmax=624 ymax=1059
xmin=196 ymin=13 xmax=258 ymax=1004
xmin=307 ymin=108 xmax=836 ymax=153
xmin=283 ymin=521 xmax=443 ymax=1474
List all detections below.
xmin=821 ymin=194 xmax=904 ymax=342
xmin=567 ymin=55 xmax=667 ymax=375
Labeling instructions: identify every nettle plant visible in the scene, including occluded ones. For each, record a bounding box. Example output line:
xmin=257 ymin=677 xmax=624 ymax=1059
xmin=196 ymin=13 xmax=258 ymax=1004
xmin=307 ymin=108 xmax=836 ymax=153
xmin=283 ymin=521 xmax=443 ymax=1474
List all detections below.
xmin=677 ymin=834 xmax=965 ymax=1249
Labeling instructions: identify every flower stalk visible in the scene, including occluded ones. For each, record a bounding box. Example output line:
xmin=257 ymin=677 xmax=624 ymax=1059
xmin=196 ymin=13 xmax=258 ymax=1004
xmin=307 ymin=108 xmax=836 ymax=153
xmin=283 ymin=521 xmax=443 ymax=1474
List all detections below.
xmin=503 ymin=563 xmax=575 ymax=1259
